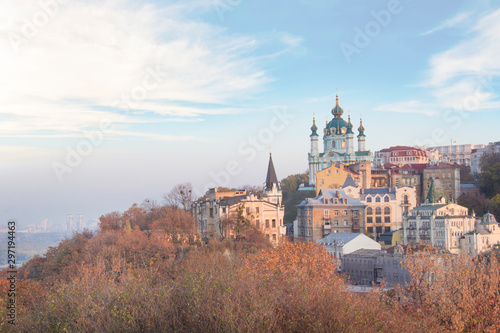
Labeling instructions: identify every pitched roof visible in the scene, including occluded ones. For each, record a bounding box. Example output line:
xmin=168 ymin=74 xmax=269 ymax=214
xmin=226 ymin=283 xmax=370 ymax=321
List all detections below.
xmin=265 ymin=153 xmax=279 ymax=190
xmin=342 ymin=174 xmax=357 ymax=188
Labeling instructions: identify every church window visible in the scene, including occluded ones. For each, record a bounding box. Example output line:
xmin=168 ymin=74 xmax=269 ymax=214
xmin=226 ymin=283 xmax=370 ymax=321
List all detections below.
xmin=367 ymin=207 xmax=373 ymax=215
xmin=376 ymin=207 xmax=382 ymax=215
xmin=384 ymin=207 xmax=391 ymax=215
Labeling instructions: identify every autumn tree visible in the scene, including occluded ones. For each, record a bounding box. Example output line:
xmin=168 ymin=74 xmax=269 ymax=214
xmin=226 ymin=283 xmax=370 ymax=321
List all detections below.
xmin=98 ymin=211 xmax=123 ymax=231
xmin=396 ymin=252 xmax=500 ymax=332
xmin=163 ymin=183 xmax=196 ymax=211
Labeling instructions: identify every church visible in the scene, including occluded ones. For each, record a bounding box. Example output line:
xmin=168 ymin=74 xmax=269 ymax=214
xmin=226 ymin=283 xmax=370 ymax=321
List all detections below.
xmin=308 ymin=95 xmax=373 ymax=186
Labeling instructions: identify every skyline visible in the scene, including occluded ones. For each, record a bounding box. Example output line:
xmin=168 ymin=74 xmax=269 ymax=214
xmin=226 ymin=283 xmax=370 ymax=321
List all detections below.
xmin=2 ymin=0 xmax=500 ymax=224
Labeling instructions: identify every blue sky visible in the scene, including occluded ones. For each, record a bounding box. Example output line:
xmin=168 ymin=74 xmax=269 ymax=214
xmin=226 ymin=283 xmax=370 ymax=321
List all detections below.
xmin=1 ymin=0 xmax=500 ymax=226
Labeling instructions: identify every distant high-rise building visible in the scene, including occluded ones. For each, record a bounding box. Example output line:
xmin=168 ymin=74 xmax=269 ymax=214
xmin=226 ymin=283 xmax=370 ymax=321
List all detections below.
xmin=77 ymin=214 xmax=84 ymax=231
xmin=41 ymin=218 xmax=52 ymax=231
xmin=66 ymin=214 xmax=74 ymax=232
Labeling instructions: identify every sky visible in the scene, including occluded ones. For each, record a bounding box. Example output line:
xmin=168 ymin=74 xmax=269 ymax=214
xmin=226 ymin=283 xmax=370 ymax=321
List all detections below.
xmin=1 ymin=0 xmax=500 ymax=226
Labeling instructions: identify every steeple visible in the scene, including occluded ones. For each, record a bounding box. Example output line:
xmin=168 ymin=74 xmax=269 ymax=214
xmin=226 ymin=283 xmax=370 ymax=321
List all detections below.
xmin=426 ymin=178 xmax=435 ymax=204
xmin=331 ymin=94 xmax=344 ymax=118
xmin=310 ymin=117 xmax=318 ymax=137
xmin=358 ymin=117 xmax=366 ymax=137
xmin=265 ymin=153 xmax=279 ymax=190
xmin=346 ymin=114 xmax=354 ymax=134
xmin=264 ymin=153 xmax=282 ymax=205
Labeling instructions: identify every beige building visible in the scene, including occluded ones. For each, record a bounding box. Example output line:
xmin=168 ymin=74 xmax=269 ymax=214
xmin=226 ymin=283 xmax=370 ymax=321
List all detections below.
xmin=402 ymin=201 xmax=475 ymax=254
xmin=295 ymin=188 xmax=366 ymax=242
xmin=192 ymin=154 xmax=285 ymax=245
xmin=360 ymin=186 xmax=417 ymax=239
xmin=422 ymin=163 xmax=460 ymax=203
xmin=462 ymin=213 xmax=500 ymax=256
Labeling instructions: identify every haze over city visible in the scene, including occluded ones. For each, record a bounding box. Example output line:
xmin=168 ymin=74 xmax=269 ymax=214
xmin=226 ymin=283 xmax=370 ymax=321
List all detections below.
xmin=2 ymin=0 xmax=500 ymax=225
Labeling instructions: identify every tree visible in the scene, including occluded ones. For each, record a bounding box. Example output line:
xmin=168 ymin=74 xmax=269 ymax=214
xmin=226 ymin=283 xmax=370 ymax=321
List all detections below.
xmin=219 ymin=204 xmax=252 ymax=239
xmin=280 ymin=171 xmax=309 ymax=199
xmin=98 ymin=211 xmax=123 ymax=231
xmin=479 ymin=152 xmax=500 ymax=198
xmin=458 ymin=192 xmax=491 ymax=216
xmin=240 ymin=184 xmax=263 ymax=196
xmin=458 ymin=164 xmax=475 ymax=184
xmin=163 ymin=183 xmax=196 ymax=211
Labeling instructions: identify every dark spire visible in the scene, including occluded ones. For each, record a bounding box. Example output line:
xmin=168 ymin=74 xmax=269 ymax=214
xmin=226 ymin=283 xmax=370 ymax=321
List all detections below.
xmin=426 ymin=178 xmax=435 ymax=204
xmin=265 ymin=153 xmax=279 ymax=190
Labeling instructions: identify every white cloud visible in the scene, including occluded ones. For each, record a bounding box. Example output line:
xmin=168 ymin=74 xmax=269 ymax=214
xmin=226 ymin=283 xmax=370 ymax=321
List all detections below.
xmin=379 ymin=8 xmax=500 ymax=116
xmin=374 ymin=100 xmax=436 ymax=116
xmin=0 ymin=0 xmax=301 ymax=141
xmin=421 ymin=11 xmax=472 ymax=36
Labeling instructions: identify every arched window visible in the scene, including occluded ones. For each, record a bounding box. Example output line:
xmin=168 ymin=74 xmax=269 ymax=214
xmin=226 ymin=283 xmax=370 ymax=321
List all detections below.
xmin=375 ymin=207 xmax=382 ymax=215
xmin=384 ymin=207 xmax=391 ymax=215
xmin=367 ymin=207 xmax=373 ymax=215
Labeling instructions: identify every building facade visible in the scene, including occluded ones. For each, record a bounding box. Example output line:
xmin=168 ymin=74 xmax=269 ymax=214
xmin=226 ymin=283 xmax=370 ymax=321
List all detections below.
xmin=192 ymin=154 xmax=285 ymax=245
xmin=374 ymin=146 xmax=429 ymax=167
xmin=462 ymin=213 xmax=500 ymax=256
xmin=295 ymin=188 xmax=366 ymax=242
xmin=308 ymin=95 xmax=373 ymax=186
xmin=360 ymin=187 xmax=417 ymax=238
xmin=422 ymin=163 xmax=460 ymax=203
xmin=402 ymin=202 xmax=475 ymax=254
xmin=342 ymin=246 xmax=411 ymax=287
xmin=431 ymin=144 xmax=485 ymax=167
xmin=471 ymin=141 xmax=500 ymax=174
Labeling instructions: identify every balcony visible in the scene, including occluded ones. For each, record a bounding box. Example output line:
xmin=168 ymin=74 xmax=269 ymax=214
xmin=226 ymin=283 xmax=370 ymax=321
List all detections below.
xmin=324 ymin=224 xmax=331 ymax=230
xmin=408 ymin=225 xmax=416 ymax=230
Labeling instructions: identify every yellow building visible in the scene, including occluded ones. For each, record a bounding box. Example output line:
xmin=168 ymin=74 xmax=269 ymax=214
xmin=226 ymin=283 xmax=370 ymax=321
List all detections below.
xmin=315 ymin=164 xmax=360 ymax=195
